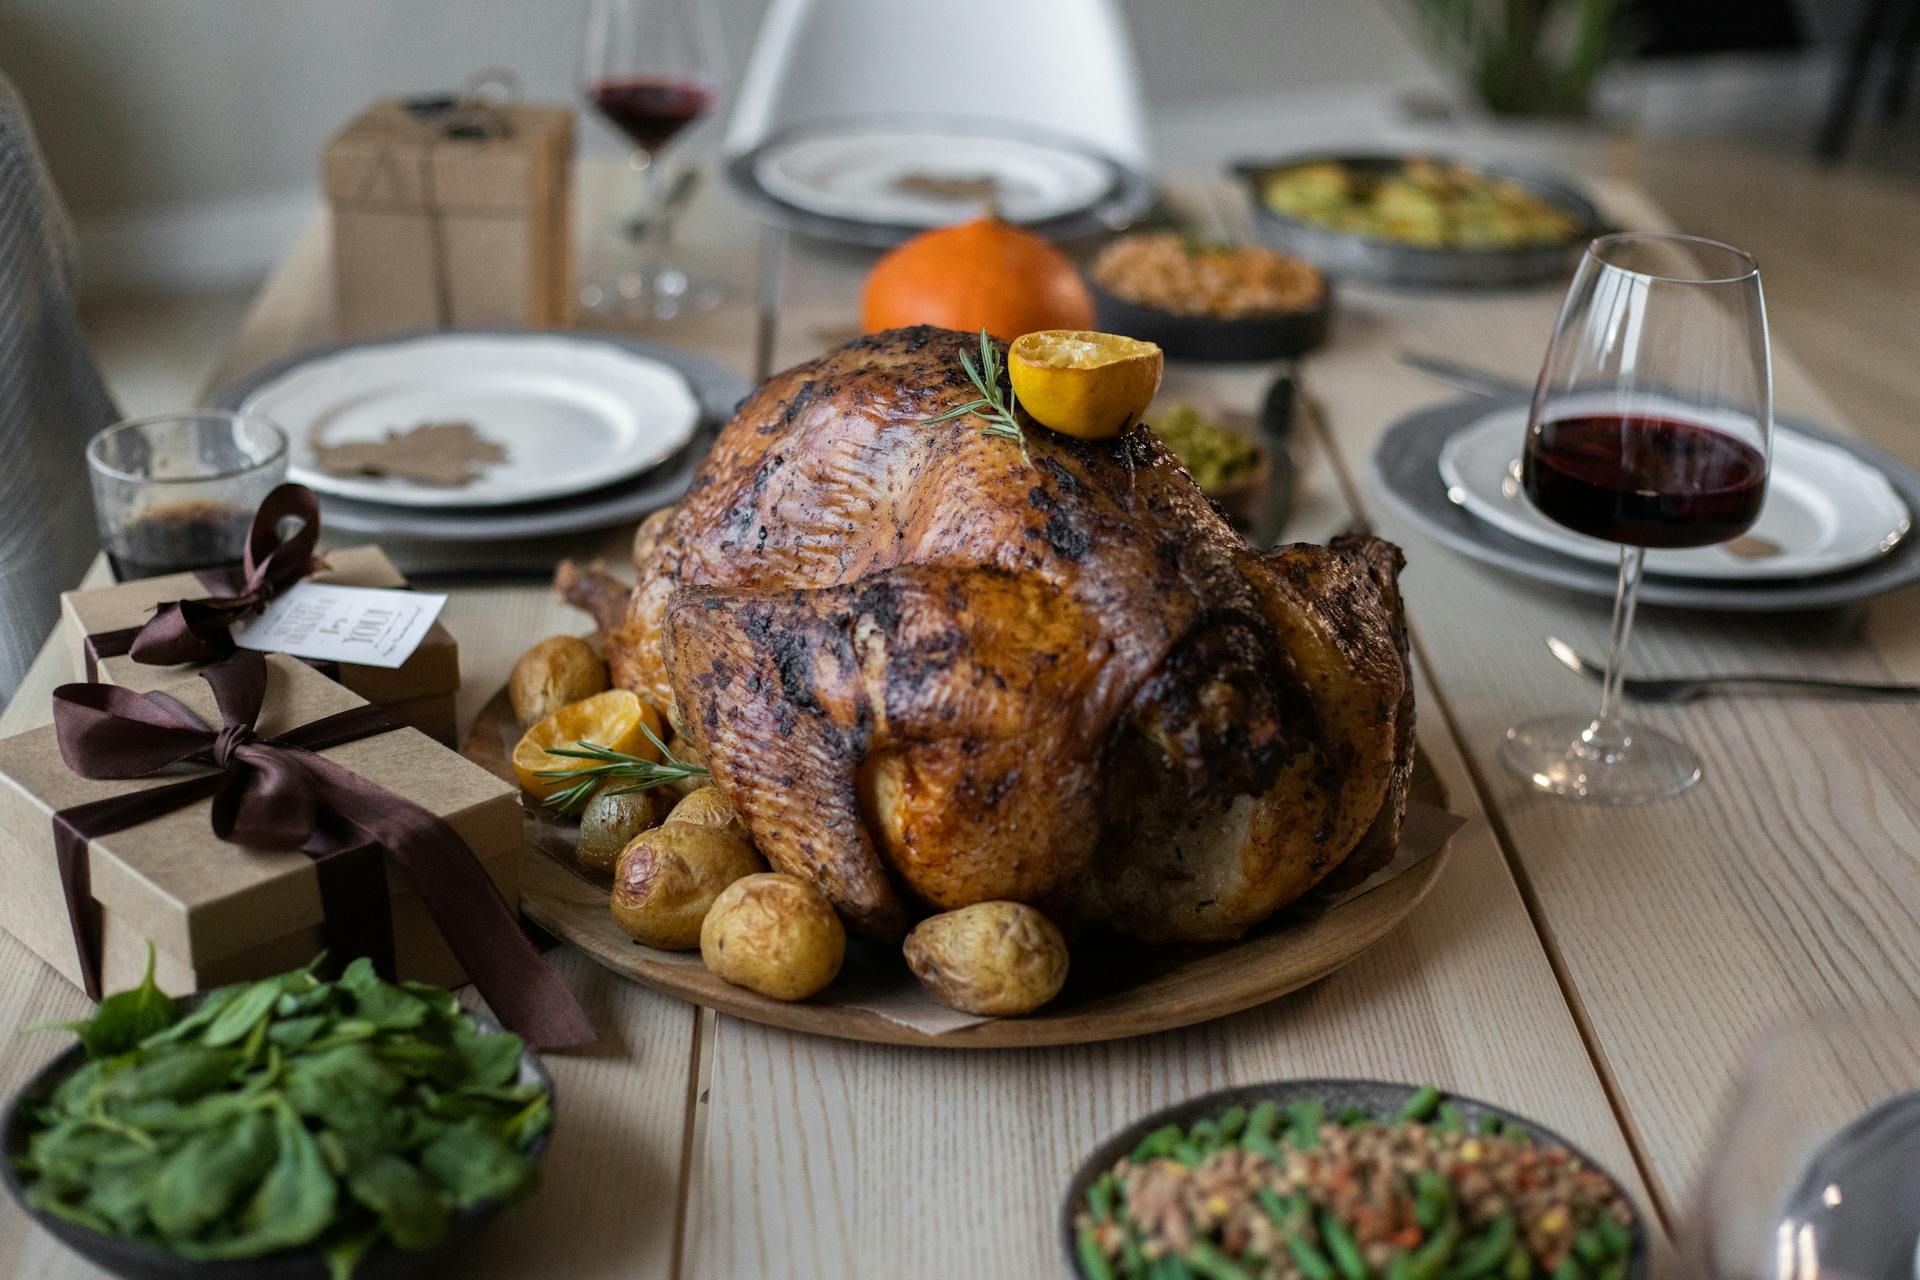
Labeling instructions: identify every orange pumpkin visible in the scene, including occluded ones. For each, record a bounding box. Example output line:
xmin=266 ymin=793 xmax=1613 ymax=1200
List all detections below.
xmin=861 ymin=217 xmax=1094 ymax=339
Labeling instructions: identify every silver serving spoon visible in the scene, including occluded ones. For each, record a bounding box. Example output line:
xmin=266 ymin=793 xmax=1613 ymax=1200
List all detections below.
xmin=1546 ymin=636 xmax=1920 ymax=703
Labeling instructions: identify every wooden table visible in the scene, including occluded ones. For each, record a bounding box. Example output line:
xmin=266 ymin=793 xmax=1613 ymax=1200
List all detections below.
xmin=4 ymin=165 xmax=1916 ymax=1280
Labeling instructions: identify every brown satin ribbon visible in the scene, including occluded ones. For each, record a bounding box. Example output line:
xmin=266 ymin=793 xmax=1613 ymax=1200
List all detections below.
xmin=128 ymin=484 xmax=324 ymax=668
xmin=50 ymin=651 xmax=593 ymax=1048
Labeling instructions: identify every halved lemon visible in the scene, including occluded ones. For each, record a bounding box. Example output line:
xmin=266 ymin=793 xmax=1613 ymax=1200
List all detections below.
xmin=1007 ymin=330 xmax=1164 ymax=440
xmin=512 ymin=689 xmax=665 ymax=800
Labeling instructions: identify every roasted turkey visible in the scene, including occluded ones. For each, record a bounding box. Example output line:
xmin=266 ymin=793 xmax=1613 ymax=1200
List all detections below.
xmin=559 ymin=326 xmax=1413 ymax=945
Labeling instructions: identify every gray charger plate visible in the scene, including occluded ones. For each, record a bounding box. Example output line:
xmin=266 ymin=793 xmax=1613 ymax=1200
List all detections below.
xmin=204 ymin=329 xmax=752 ymax=542
xmin=1373 ymin=394 xmax=1920 ymax=611
xmin=1060 ymin=1079 xmax=1647 ymax=1280
xmin=1234 ymin=154 xmax=1601 ymax=289
xmin=724 ymin=113 xmax=1155 ymax=249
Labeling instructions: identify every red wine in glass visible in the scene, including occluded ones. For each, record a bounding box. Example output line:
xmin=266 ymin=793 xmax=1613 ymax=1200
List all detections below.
xmin=589 ymin=75 xmax=715 ymax=153
xmin=1523 ymin=412 xmax=1769 ymax=549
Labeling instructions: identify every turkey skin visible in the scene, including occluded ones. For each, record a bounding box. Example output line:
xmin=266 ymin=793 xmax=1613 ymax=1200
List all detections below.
xmin=560 ymin=326 xmax=1413 ymax=944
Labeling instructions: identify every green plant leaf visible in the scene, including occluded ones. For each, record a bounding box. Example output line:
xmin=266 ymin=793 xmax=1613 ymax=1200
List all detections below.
xmin=338 ymin=959 xmax=430 ymax=1031
xmin=201 ymin=978 xmax=289 ymax=1048
xmin=419 ymin=1118 xmax=536 ymax=1209
xmin=176 ymin=1104 xmax=337 ymax=1259
xmin=451 ymin=1020 xmax=523 ymax=1090
xmin=71 ymin=943 xmax=179 ymax=1060
xmin=148 ymin=1110 xmax=278 ymax=1242
xmin=346 ymin=1153 xmax=450 ymax=1250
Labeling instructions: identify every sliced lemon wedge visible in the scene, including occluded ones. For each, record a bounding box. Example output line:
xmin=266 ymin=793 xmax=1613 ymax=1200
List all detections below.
xmin=1007 ymin=330 xmax=1164 ymax=440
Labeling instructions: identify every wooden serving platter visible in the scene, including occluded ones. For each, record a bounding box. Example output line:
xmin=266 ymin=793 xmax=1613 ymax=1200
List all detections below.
xmin=464 ymin=688 xmax=1454 ymax=1049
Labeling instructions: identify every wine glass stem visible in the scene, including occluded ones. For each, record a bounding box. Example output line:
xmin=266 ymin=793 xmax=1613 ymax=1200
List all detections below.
xmin=1588 ymin=544 xmax=1647 ymax=756
xmin=626 ymin=150 xmax=661 ymax=277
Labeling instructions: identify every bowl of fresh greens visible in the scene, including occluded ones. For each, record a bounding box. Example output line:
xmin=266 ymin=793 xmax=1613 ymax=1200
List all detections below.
xmin=2 ymin=950 xmax=554 ymax=1280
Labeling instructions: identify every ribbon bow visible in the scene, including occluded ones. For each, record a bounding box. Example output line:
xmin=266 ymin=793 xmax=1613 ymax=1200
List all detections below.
xmin=50 ymin=651 xmax=593 ymax=1048
xmin=128 ymin=483 xmax=323 ymax=667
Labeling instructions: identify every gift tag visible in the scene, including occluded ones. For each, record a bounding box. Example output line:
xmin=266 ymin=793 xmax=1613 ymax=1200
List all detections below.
xmin=231 ymin=583 xmax=447 ymax=670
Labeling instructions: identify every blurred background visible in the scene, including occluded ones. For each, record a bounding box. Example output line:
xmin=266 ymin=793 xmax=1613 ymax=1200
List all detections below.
xmin=1 ymin=0 xmax=1914 ymax=432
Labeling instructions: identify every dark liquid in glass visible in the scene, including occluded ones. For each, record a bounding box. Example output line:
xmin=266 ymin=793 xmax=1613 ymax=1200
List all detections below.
xmin=1523 ymin=412 xmax=1767 ymax=549
xmin=107 ymin=500 xmax=252 ymax=581
xmin=589 ymin=76 xmax=714 ymax=152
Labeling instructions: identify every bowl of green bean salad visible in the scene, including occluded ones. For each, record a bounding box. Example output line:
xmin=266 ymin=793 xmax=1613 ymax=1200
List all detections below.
xmin=1063 ymin=1080 xmax=1645 ymax=1280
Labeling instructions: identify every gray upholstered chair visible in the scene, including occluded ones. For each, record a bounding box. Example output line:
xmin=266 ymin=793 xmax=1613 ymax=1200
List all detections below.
xmin=0 ymin=74 xmax=118 ymax=701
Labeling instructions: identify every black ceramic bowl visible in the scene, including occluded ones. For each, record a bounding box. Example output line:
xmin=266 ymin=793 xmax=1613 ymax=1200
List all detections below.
xmin=1061 ymin=1079 xmax=1648 ymax=1280
xmin=2 ymin=1000 xmax=553 ymax=1280
xmin=1089 ymin=280 xmax=1332 ymax=363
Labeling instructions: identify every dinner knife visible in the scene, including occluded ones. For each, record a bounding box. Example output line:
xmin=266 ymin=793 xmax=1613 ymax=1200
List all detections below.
xmin=1399 ymin=350 xmax=1532 ymax=399
xmin=1252 ymin=363 xmax=1300 ymax=547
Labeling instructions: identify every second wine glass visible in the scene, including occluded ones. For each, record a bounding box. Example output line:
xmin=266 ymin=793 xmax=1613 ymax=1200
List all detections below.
xmin=1501 ymin=232 xmax=1772 ymax=803
xmin=579 ymin=0 xmax=724 ymax=319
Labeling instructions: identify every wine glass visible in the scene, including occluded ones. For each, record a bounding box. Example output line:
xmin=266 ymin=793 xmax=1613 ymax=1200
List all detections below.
xmin=1500 ymin=233 xmax=1772 ymax=803
xmin=579 ymin=0 xmax=724 ymax=319
xmin=1687 ymin=1012 xmax=1920 ymax=1280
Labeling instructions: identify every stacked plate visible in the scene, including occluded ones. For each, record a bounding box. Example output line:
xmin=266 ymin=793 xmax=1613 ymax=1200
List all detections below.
xmin=1374 ymin=395 xmax=1920 ymax=611
xmin=724 ymin=114 xmax=1154 ymax=248
xmin=206 ymin=331 xmax=751 ymax=564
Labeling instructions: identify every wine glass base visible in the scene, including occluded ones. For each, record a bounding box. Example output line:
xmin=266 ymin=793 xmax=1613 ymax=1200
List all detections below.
xmin=580 ymin=269 xmax=725 ymax=321
xmin=1500 ymin=713 xmax=1701 ymax=804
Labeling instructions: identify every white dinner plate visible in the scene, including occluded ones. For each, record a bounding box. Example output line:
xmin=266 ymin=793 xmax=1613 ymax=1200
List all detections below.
xmin=242 ymin=334 xmax=702 ymax=509
xmin=752 ymin=127 xmax=1114 ymax=228
xmin=1437 ymin=400 xmax=1911 ymax=581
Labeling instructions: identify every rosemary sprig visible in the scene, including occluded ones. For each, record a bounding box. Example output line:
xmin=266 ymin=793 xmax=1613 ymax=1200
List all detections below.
xmin=919 ymin=327 xmax=1030 ymax=462
xmin=536 ymin=721 xmax=710 ymax=815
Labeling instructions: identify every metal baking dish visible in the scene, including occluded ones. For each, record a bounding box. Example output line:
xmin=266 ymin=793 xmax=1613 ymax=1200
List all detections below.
xmin=1232 ymin=153 xmax=1603 ymax=289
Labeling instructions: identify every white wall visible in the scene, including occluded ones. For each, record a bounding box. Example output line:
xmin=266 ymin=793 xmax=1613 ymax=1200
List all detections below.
xmin=0 ymin=0 xmax=1432 ymax=292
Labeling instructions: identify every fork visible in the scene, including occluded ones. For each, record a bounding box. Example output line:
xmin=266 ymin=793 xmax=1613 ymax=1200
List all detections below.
xmin=1546 ymin=637 xmax=1920 ymax=703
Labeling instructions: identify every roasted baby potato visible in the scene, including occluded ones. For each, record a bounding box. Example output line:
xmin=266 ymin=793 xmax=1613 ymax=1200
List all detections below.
xmin=664 ymin=785 xmax=746 ymax=839
xmin=611 ymin=823 xmax=762 ymax=950
xmin=700 ymin=873 xmax=845 ymax=1000
xmin=575 ymin=787 xmax=665 ymax=874
xmin=509 ymin=636 xmax=609 ymax=726
xmin=903 ymin=901 xmax=1069 ymax=1015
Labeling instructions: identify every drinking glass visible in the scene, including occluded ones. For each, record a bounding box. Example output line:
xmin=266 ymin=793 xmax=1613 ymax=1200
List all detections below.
xmin=1687 ymin=1012 xmax=1920 ymax=1280
xmin=579 ymin=0 xmax=724 ymax=320
xmin=86 ymin=411 xmax=288 ymax=582
xmin=1501 ymin=233 xmax=1772 ymax=803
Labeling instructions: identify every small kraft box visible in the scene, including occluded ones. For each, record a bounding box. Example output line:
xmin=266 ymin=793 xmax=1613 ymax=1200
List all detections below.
xmin=59 ymin=546 xmax=461 ymax=744
xmin=0 ymin=654 xmax=519 ymax=999
xmin=323 ymin=95 xmax=573 ymax=339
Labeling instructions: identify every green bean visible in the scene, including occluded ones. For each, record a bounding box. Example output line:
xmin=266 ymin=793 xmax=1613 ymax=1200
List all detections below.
xmin=1173 ymin=1140 xmax=1207 ymax=1167
xmin=1321 ymin=1209 xmax=1372 ymax=1280
xmin=1595 ymin=1216 xmax=1630 ymax=1259
xmin=1408 ymin=1213 xmax=1463 ymax=1280
xmin=1243 ymin=1133 xmax=1284 ymax=1164
xmin=1476 ymin=1115 xmax=1504 ymax=1137
xmin=1079 ymin=1224 xmax=1116 ymax=1280
xmin=1572 ymin=1231 xmax=1606 ymax=1266
xmin=1088 ymin=1175 xmax=1116 ymax=1223
xmin=1397 ymin=1085 xmax=1443 ymax=1123
xmin=1122 ymin=1234 xmax=1147 ymax=1278
xmin=1135 ymin=1124 xmax=1184 ymax=1163
xmin=1187 ymin=1241 xmax=1255 ymax=1280
xmin=1289 ymin=1099 xmax=1326 ymax=1150
xmin=1190 ymin=1119 xmax=1222 ymax=1151
xmin=1217 ymin=1105 xmax=1249 ymax=1141
xmin=1388 ymin=1251 xmax=1414 ymax=1280
xmin=1551 ymin=1258 xmax=1584 ymax=1280
xmin=1444 ymin=1214 xmax=1516 ymax=1280
xmin=1338 ymin=1105 xmax=1374 ymax=1127
xmin=1502 ymin=1244 xmax=1531 ymax=1280
xmin=1436 ymin=1103 xmax=1466 ymax=1134
xmin=1245 ymin=1100 xmax=1281 ymax=1145
xmin=1162 ymin=1256 xmax=1198 ymax=1280
xmin=1597 ymin=1263 xmax=1626 ymax=1280
xmin=1414 ymin=1171 xmax=1453 ymax=1231
xmin=1256 ymin=1187 xmax=1292 ymax=1226
xmin=1287 ymin=1232 xmax=1340 ymax=1280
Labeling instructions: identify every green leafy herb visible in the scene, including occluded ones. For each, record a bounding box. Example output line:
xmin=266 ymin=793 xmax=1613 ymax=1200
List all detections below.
xmin=536 ymin=720 xmax=709 ymax=816
xmin=17 ymin=955 xmax=548 ymax=1275
xmin=919 ymin=327 xmax=1031 ymax=462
